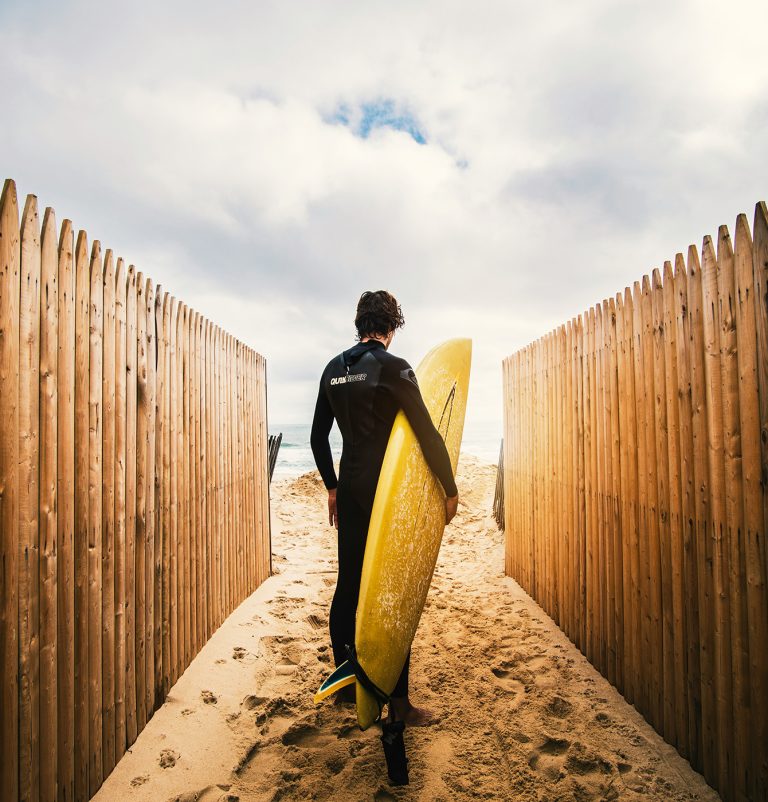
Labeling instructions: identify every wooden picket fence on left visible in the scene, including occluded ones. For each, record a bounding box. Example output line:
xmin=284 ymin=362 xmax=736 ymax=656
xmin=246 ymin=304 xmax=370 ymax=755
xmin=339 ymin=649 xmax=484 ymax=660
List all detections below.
xmin=0 ymin=178 xmax=272 ymax=802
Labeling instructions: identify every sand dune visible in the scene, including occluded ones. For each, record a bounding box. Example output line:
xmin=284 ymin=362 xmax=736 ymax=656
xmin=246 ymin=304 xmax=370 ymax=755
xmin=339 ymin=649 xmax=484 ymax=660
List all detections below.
xmin=94 ymin=455 xmax=720 ymax=802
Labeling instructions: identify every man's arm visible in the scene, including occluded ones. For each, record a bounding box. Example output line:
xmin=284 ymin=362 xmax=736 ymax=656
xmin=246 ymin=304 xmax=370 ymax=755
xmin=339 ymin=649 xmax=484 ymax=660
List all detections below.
xmin=310 ymin=378 xmax=338 ymax=491
xmin=310 ymin=378 xmax=339 ymax=528
xmin=385 ymin=360 xmax=459 ymax=503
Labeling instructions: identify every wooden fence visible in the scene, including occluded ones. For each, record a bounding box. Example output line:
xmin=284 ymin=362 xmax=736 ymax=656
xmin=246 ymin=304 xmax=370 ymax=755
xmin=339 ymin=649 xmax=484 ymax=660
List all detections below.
xmin=0 ymin=179 xmax=272 ymax=802
xmin=501 ymin=204 xmax=768 ymax=802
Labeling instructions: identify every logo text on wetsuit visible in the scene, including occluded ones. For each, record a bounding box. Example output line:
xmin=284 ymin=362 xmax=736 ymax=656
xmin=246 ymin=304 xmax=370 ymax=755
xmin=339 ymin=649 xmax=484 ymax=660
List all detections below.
xmin=330 ymin=373 xmax=367 ymax=385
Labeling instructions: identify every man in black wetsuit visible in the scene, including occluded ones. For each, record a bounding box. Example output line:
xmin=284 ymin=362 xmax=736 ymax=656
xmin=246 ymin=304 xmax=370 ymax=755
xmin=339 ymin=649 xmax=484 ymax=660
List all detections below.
xmin=310 ymin=290 xmax=458 ymax=727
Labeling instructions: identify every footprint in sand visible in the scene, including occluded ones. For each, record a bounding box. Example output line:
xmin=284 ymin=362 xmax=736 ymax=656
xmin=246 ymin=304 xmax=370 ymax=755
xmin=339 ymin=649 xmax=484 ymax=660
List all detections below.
xmin=565 ymin=750 xmax=612 ymax=776
xmin=233 ymin=742 xmax=259 ymax=775
xmin=232 ymin=647 xmax=247 ymax=660
xmin=275 ymin=656 xmax=299 ymax=675
xmin=159 ymin=749 xmax=180 ymax=769
xmin=546 ymin=695 xmax=574 ymax=719
xmin=306 ymin=613 xmax=326 ymax=630
xmin=201 ymin=690 xmax=218 ymax=705
xmin=130 ymin=775 xmax=148 ymax=787
xmin=528 ymin=736 xmax=570 ymax=780
xmin=324 ymin=755 xmax=346 ymax=775
xmin=242 ymin=695 xmax=268 ymax=710
xmin=490 ymin=665 xmax=525 ymax=702
xmin=281 ymin=720 xmax=335 ymax=749
xmin=261 ymin=636 xmax=305 ymax=672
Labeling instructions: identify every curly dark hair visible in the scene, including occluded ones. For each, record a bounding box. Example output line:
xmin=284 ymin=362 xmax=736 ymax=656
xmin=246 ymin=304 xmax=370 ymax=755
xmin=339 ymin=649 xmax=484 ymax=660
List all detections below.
xmin=354 ymin=290 xmax=405 ymax=340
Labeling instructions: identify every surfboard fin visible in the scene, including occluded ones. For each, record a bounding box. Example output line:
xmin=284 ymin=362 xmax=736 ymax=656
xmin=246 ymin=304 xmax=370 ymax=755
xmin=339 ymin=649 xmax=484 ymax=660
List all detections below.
xmin=313 ymin=660 xmax=356 ymax=704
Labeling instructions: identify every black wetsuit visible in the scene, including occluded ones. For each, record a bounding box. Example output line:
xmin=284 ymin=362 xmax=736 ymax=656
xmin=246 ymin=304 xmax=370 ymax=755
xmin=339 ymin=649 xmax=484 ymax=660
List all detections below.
xmin=310 ymin=339 xmax=457 ymax=698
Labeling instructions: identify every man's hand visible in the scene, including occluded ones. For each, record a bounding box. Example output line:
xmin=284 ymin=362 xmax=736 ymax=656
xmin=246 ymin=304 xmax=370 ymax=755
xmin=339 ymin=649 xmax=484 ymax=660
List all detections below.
xmin=445 ymin=494 xmax=458 ymax=525
xmin=328 ymin=488 xmax=338 ymax=529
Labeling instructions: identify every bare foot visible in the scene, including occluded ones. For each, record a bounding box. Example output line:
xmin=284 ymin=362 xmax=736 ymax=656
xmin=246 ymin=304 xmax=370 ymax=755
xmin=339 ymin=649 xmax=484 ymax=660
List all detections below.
xmin=388 ymin=698 xmax=436 ymax=727
xmin=402 ymin=705 xmax=435 ymax=727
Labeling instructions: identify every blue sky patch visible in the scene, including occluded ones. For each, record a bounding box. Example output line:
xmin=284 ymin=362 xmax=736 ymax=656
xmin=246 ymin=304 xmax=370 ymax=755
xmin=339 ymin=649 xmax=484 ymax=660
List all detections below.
xmin=330 ymin=99 xmax=427 ymax=145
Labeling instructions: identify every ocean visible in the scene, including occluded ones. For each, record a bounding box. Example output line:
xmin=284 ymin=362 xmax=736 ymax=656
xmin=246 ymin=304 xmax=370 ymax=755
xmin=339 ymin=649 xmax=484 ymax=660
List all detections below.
xmin=269 ymin=420 xmax=502 ymax=480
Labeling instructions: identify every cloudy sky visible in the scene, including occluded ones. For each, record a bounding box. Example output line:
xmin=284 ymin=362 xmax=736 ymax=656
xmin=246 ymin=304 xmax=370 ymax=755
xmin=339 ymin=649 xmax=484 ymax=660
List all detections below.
xmin=1 ymin=0 xmax=767 ymax=447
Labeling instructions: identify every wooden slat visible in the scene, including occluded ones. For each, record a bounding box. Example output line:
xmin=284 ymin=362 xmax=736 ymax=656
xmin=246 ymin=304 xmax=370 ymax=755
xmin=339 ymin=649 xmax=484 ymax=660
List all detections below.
xmin=39 ymin=207 xmax=58 ymax=802
xmin=212 ymin=326 xmax=221 ymax=631
xmin=584 ymin=309 xmax=594 ymax=664
xmin=641 ymin=274 xmax=663 ymax=732
xmin=189 ymin=312 xmax=203 ymax=659
xmin=124 ymin=266 xmax=137 ymax=747
xmin=175 ymin=302 xmax=185 ymax=679
xmin=662 ymin=260 xmax=688 ymax=757
xmin=652 ymin=267 xmax=675 ymax=744
xmin=0 ymin=179 xmax=21 ymax=802
xmin=223 ymin=334 xmax=231 ymax=612
xmin=253 ymin=348 xmax=261 ymax=588
xmin=73 ymin=230 xmax=89 ymax=802
xmin=576 ymin=318 xmax=586 ymax=652
xmin=631 ymin=281 xmax=650 ymax=717
xmin=219 ymin=329 xmax=226 ymax=622
xmin=87 ymin=241 xmax=103 ymax=796
xmin=608 ymin=299 xmax=623 ymax=692
xmin=143 ymin=278 xmax=156 ymax=721
xmin=185 ymin=309 xmax=195 ymax=655
xmin=563 ymin=327 xmax=569 ymax=629
xmin=160 ymin=294 xmax=171 ymax=697
xmin=736 ymin=210 xmax=767 ymax=801
xmin=19 ymin=193 xmax=41 ymax=802
xmin=134 ymin=274 xmax=147 ymax=732
xmin=100 ymin=249 xmax=116 ymax=780
xmin=617 ymin=291 xmax=636 ymax=703
xmin=202 ymin=320 xmax=211 ymax=637
xmin=717 ymin=225 xmax=750 ymax=800
xmin=113 ymin=258 xmax=127 ymax=762
xmin=243 ymin=344 xmax=251 ymax=596
xmin=701 ymin=235 xmax=734 ymax=797
xmin=673 ymin=253 xmax=702 ymax=768
xmin=755 ymin=203 xmax=768 ymax=579
xmin=594 ymin=305 xmax=606 ymax=676
xmin=688 ymin=244 xmax=718 ymax=787
xmin=181 ymin=305 xmax=190 ymax=666
xmin=153 ymin=287 xmax=165 ymax=710
xmin=262 ymin=353 xmax=270 ymax=578
xmin=232 ymin=336 xmax=240 ymax=606
xmin=168 ymin=299 xmax=179 ymax=686
xmin=199 ymin=316 xmax=206 ymax=638
xmin=750 ymin=202 xmax=768 ymax=801
xmin=548 ymin=333 xmax=555 ymax=621
xmin=598 ymin=304 xmax=610 ymax=679
xmin=57 ymin=218 xmax=76 ymax=802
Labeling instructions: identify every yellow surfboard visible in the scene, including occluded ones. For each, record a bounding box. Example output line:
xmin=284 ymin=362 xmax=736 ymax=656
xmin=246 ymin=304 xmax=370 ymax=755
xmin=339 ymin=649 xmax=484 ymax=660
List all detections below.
xmin=313 ymin=338 xmax=471 ymax=730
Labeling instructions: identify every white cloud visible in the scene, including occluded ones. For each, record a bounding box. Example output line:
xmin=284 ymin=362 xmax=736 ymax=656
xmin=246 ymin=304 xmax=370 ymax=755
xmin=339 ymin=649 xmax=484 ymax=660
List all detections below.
xmin=1 ymin=0 xmax=767 ymax=449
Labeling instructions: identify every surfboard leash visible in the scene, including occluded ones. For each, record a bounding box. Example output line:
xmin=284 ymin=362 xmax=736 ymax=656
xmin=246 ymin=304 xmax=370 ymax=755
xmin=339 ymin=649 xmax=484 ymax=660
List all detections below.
xmin=343 ymin=644 xmax=390 ymax=722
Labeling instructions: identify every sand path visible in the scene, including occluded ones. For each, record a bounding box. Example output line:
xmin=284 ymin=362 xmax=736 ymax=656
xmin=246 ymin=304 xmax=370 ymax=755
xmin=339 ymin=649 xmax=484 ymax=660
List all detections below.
xmin=95 ymin=455 xmax=720 ymax=802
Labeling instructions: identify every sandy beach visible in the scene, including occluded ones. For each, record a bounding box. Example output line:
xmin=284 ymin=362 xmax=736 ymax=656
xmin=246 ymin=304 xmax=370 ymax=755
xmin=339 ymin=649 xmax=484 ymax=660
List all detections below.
xmin=94 ymin=455 xmax=720 ymax=802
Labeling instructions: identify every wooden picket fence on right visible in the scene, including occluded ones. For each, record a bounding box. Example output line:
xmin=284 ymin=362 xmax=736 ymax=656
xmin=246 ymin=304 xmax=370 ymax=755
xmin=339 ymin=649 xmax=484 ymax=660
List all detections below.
xmin=501 ymin=204 xmax=768 ymax=802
